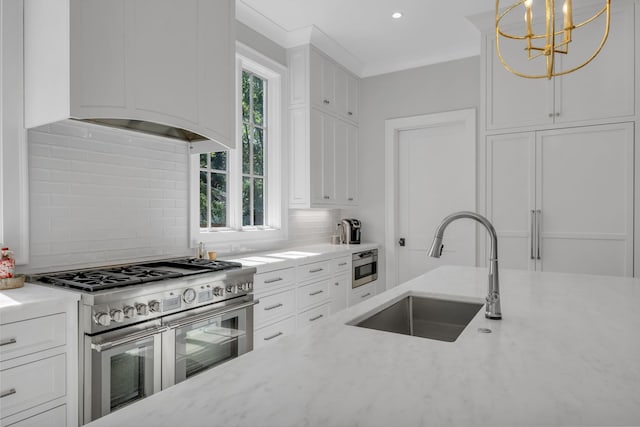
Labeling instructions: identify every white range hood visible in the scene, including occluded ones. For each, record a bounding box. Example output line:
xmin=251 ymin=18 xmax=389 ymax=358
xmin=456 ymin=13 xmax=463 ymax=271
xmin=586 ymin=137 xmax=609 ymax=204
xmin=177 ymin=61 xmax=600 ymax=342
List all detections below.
xmin=24 ymin=0 xmax=235 ymax=152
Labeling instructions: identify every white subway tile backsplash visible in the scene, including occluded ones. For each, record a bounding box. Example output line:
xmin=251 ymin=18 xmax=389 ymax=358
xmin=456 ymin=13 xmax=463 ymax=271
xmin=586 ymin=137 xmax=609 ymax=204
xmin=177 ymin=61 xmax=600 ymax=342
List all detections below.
xmin=26 ymin=120 xmax=343 ymax=270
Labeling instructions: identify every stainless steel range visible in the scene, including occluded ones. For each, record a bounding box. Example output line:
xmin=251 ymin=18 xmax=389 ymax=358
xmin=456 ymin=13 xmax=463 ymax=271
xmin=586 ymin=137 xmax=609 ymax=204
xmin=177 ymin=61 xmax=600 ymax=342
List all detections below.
xmin=30 ymin=257 xmax=256 ymax=424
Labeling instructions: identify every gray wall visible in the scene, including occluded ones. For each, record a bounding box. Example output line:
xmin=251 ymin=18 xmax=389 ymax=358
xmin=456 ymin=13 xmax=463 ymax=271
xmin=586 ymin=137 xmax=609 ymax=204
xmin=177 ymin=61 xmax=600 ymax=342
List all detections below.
xmin=236 ymin=21 xmax=287 ymax=66
xmin=344 ymin=56 xmax=481 ymax=292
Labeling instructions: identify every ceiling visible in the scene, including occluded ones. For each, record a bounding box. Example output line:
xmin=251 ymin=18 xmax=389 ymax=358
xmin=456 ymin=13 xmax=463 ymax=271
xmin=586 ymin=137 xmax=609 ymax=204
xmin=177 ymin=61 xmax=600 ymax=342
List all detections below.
xmin=236 ymin=0 xmax=495 ymax=77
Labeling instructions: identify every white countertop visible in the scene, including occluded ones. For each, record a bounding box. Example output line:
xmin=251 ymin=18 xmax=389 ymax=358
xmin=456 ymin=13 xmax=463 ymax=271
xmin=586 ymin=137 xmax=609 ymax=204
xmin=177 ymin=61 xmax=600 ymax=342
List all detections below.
xmin=226 ymin=242 xmax=379 ymax=274
xmin=85 ymin=266 xmax=640 ymax=427
xmin=0 ymin=283 xmax=80 ymax=324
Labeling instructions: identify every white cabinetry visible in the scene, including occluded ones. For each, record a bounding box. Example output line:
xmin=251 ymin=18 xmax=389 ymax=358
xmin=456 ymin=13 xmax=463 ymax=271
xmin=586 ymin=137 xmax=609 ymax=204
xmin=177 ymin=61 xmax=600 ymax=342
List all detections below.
xmin=288 ymin=45 xmax=359 ymax=208
xmin=251 ymin=252 xmax=358 ymax=348
xmin=24 ymin=0 xmax=235 ymax=149
xmin=0 ymin=287 xmax=79 ymax=427
xmin=484 ymin=0 xmax=635 ymax=131
xmin=309 ymin=49 xmax=358 ymax=122
xmin=0 ymin=0 xmax=29 ymax=265
xmin=253 ymin=267 xmax=296 ymax=349
xmin=349 ymin=282 xmax=376 ymax=306
xmin=486 ymin=123 xmax=634 ymax=276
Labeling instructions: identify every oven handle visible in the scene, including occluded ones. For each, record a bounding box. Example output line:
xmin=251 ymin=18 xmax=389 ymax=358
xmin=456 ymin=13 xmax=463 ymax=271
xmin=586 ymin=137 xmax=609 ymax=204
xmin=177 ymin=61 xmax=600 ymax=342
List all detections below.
xmin=90 ymin=326 xmax=169 ymax=352
xmin=165 ymin=300 xmax=259 ymax=330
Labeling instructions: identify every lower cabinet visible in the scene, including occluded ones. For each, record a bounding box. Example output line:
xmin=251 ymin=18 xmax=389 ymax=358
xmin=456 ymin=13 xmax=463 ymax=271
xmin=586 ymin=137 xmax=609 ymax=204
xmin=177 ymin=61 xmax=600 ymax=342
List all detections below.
xmin=254 ymin=316 xmax=296 ymax=350
xmin=297 ymin=303 xmax=330 ymax=329
xmin=5 ymin=404 xmax=66 ymax=427
xmin=0 ymin=354 xmax=66 ymax=419
xmin=329 ymin=274 xmax=349 ymax=314
xmin=0 ymin=287 xmax=78 ymax=427
xmin=252 ymin=250 xmax=368 ymax=349
xmin=349 ymin=282 xmax=376 ymax=306
xmin=254 ymin=288 xmax=296 ymax=326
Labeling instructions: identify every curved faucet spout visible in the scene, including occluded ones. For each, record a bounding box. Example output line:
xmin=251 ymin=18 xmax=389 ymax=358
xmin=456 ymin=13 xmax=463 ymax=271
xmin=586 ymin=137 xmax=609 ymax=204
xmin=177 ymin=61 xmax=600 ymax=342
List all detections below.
xmin=427 ymin=211 xmax=502 ymax=320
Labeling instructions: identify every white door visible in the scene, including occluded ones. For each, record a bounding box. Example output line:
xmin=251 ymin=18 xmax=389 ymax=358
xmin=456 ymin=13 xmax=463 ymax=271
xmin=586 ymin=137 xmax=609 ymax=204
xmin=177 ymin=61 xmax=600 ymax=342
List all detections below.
xmin=397 ymin=117 xmax=476 ymax=284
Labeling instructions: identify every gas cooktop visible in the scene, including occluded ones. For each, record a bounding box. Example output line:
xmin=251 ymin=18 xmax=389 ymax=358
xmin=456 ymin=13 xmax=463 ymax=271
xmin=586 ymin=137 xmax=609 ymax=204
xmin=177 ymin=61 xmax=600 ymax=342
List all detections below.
xmin=34 ymin=258 xmax=243 ymax=292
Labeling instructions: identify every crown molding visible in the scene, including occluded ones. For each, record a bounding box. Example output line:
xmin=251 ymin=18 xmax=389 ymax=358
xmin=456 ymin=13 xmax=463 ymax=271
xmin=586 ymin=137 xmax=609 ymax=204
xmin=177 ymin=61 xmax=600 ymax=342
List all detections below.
xmin=236 ymin=0 xmax=364 ymax=76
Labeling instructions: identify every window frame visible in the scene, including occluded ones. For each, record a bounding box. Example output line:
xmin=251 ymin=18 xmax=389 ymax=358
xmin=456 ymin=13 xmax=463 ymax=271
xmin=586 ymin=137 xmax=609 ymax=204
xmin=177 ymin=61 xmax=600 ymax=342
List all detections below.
xmin=189 ymin=43 xmax=288 ymax=246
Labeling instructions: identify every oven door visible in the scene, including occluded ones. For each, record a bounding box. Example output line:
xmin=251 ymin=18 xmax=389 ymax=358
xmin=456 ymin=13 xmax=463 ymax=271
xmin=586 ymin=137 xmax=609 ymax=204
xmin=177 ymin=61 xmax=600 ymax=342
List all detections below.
xmin=162 ymin=297 xmax=255 ymax=388
xmin=84 ymin=323 xmax=164 ymax=423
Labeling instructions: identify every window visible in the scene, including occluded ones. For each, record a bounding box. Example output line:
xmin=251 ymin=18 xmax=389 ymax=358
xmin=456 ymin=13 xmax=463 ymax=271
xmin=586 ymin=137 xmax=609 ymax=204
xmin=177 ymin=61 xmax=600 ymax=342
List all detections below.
xmin=242 ymin=71 xmax=266 ymax=227
xmin=199 ymin=152 xmax=228 ymax=228
xmin=190 ymin=44 xmax=286 ymax=245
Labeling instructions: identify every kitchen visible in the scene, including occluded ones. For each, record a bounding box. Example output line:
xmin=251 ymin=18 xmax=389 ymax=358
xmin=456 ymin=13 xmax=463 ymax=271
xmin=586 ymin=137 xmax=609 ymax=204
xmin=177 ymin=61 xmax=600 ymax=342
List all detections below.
xmin=1 ymin=0 xmax=639 ymax=426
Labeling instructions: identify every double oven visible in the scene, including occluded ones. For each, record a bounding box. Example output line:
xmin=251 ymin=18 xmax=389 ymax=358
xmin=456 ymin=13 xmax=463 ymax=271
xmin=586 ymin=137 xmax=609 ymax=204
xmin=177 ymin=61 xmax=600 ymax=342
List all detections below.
xmin=85 ymin=295 xmax=254 ymax=422
xmin=31 ymin=258 xmax=256 ymax=424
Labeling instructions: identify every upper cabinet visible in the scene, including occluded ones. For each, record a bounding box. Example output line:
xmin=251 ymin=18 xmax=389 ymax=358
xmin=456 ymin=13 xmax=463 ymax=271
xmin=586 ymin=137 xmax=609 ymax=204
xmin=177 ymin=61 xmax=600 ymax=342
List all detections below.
xmin=309 ymin=49 xmax=359 ymax=123
xmin=288 ymin=45 xmax=360 ymax=209
xmin=484 ymin=0 xmax=636 ymax=131
xmin=24 ymin=0 xmax=235 ymax=150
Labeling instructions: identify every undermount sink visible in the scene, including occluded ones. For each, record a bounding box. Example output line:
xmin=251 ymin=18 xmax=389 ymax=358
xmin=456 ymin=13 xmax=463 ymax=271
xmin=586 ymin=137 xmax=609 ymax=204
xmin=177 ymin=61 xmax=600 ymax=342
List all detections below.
xmin=349 ymin=293 xmax=483 ymax=342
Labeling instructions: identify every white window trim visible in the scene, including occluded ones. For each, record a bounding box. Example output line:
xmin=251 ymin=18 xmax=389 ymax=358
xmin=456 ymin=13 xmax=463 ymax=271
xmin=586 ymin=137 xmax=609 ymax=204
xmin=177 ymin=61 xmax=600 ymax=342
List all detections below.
xmin=189 ymin=42 xmax=288 ymax=247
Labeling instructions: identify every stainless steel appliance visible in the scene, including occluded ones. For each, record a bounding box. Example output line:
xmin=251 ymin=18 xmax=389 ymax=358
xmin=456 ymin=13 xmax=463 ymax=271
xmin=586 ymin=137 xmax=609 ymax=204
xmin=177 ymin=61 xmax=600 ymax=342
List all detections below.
xmin=340 ymin=219 xmax=361 ymax=244
xmin=30 ymin=258 xmax=256 ymax=424
xmin=352 ymin=249 xmax=378 ymax=288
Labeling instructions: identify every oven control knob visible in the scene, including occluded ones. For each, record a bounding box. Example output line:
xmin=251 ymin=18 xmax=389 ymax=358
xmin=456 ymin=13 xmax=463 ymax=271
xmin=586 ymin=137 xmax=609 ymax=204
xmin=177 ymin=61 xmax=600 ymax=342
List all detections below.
xmin=226 ymin=284 xmax=238 ymax=294
xmin=182 ymin=288 xmax=197 ymax=304
xmin=94 ymin=312 xmax=111 ymax=327
xmin=110 ymin=309 xmax=124 ymax=323
xmin=213 ymin=286 xmax=225 ymax=297
xmin=123 ymin=305 xmax=136 ymax=319
xmin=135 ymin=303 xmax=149 ymax=316
xmin=247 ymin=282 xmax=253 ymax=291
xmin=149 ymin=300 xmax=161 ymax=313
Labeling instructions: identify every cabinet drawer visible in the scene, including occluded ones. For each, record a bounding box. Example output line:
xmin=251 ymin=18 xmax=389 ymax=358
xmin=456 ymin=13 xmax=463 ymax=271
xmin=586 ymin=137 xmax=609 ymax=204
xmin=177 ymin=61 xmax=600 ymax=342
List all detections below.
xmin=0 ymin=313 xmax=66 ymax=362
xmin=297 ymin=303 xmax=330 ymax=329
xmin=296 ymin=260 xmax=330 ymax=283
xmin=349 ymin=283 xmax=376 ymax=307
xmin=254 ymin=316 xmax=296 ymax=350
xmin=297 ymin=279 xmax=330 ymax=311
xmin=6 ymin=404 xmax=66 ymax=427
xmin=0 ymin=353 xmax=66 ymax=418
xmin=253 ymin=267 xmax=295 ymax=292
xmin=330 ymin=255 xmax=351 ymax=274
xmin=254 ymin=289 xmax=296 ymax=327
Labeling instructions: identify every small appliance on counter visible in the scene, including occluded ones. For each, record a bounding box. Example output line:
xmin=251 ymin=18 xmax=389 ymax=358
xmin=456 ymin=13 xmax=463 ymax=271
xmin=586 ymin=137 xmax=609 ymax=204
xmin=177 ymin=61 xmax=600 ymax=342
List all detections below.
xmin=340 ymin=219 xmax=361 ymax=244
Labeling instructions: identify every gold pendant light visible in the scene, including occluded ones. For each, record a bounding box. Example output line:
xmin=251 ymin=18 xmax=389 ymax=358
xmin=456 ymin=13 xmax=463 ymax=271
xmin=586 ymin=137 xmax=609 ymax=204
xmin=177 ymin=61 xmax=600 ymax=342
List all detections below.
xmin=495 ymin=0 xmax=610 ymax=79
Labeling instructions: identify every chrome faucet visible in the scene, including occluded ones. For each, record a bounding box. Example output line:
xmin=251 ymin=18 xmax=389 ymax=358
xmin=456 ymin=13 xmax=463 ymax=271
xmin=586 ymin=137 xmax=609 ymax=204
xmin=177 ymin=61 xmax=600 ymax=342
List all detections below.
xmin=427 ymin=211 xmax=502 ymax=320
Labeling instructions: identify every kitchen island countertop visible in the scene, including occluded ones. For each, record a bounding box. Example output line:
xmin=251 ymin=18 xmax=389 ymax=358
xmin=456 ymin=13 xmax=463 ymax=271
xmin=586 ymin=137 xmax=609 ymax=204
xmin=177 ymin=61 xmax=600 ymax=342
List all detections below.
xmin=85 ymin=266 xmax=640 ymax=427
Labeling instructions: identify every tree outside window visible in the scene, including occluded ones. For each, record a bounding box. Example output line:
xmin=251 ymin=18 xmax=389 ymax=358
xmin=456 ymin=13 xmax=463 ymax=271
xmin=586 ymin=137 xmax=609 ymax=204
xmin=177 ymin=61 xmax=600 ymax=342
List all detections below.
xmin=199 ymin=69 xmax=267 ymax=230
xmin=242 ymin=70 xmax=267 ymax=227
xmin=199 ymin=152 xmax=228 ymax=228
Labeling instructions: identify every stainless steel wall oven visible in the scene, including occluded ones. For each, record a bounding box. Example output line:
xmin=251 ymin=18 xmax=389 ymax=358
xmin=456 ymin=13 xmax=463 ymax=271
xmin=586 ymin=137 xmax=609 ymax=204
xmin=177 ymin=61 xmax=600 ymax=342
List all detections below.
xmin=352 ymin=249 xmax=378 ymax=288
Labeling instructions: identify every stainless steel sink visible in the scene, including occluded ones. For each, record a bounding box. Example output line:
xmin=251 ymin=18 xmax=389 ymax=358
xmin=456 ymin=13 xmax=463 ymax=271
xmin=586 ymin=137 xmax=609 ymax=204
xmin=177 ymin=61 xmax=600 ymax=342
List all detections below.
xmin=349 ymin=293 xmax=483 ymax=342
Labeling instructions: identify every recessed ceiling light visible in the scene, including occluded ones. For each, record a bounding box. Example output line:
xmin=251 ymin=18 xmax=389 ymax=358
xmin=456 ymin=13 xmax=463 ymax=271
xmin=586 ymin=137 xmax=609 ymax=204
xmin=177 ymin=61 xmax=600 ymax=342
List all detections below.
xmin=391 ymin=12 xmax=403 ymax=19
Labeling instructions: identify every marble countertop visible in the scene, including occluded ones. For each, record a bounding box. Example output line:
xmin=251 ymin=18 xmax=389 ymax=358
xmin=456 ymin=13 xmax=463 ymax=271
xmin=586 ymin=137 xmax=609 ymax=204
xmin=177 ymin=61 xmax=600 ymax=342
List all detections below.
xmin=226 ymin=242 xmax=379 ymax=274
xmin=85 ymin=266 xmax=640 ymax=427
xmin=0 ymin=283 xmax=80 ymax=324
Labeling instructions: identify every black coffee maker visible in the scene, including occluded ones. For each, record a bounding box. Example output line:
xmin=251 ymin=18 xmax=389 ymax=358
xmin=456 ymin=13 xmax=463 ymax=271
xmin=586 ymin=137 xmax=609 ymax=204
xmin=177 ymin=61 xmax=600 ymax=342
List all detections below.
xmin=339 ymin=219 xmax=361 ymax=244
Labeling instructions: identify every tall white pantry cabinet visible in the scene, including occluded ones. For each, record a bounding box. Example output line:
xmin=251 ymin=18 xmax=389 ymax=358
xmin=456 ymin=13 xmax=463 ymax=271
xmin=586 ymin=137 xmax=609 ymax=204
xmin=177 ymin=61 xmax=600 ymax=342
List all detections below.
xmin=477 ymin=0 xmax=640 ymax=277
